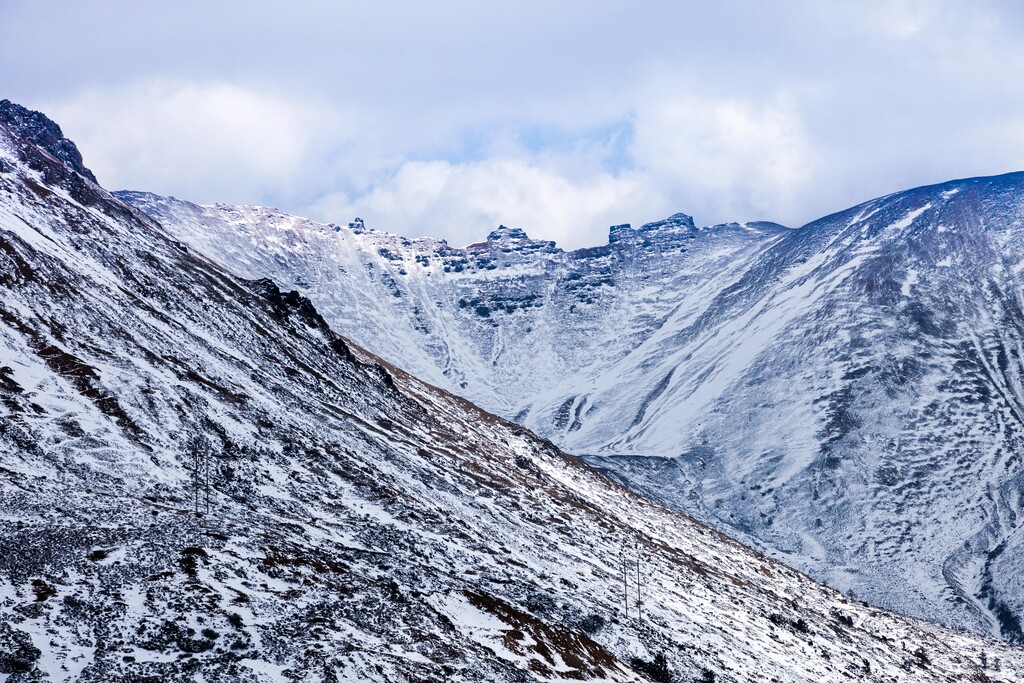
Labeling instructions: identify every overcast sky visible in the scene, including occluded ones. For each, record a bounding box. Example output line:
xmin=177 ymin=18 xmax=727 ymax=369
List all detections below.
xmin=3 ymin=1 xmax=1024 ymax=248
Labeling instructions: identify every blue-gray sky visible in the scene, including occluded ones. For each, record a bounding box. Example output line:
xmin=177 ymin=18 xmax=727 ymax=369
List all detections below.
xmin=3 ymin=1 xmax=1024 ymax=248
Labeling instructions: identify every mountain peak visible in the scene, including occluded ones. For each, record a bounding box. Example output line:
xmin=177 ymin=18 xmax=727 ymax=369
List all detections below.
xmin=639 ymin=212 xmax=697 ymax=232
xmin=0 ymin=99 xmax=97 ymax=184
xmin=487 ymin=225 xmax=531 ymax=241
xmin=608 ymin=212 xmax=698 ymax=244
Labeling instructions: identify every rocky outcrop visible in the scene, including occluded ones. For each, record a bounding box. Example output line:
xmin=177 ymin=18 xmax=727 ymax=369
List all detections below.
xmin=0 ymin=99 xmax=97 ymax=183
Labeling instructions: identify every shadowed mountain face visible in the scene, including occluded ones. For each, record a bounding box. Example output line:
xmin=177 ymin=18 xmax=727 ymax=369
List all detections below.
xmin=123 ymin=162 xmax=1024 ymax=642
xmin=6 ymin=106 xmax=1021 ymax=680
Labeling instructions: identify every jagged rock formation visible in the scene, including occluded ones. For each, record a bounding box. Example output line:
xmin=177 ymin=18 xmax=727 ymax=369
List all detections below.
xmin=0 ymin=100 xmax=96 ymax=184
xmin=123 ymin=167 xmax=1024 ymax=644
xmin=4 ymin=105 xmax=1024 ymax=680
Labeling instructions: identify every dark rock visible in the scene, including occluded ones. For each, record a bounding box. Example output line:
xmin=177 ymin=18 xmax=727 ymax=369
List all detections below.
xmin=0 ymin=622 xmax=41 ymax=674
xmin=0 ymin=99 xmax=97 ymax=183
xmin=487 ymin=226 xmax=530 ymax=241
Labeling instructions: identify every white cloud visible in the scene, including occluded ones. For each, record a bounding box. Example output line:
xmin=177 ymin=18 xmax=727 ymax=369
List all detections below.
xmin=872 ymin=0 xmax=939 ymax=37
xmin=9 ymin=1 xmax=1024 ymax=245
xmin=309 ymin=159 xmax=666 ymax=250
xmin=632 ymin=90 xmax=817 ymax=226
xmin=46 ymin=82 xmax=343 ymax=205
xmin=44 ymin=80 xmax=666 ymax=250
xmin=312 ymin=89 xmax=818 ymax=246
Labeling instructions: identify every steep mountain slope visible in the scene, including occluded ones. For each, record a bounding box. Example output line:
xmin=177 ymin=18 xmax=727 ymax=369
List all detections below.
xmin=116 ymin=194 xmax=788 ymax=419
xmin=122 ymin=173 xmax=1024 ymax=643
xmin=4 ymin=105 xmax=1018 ymax=681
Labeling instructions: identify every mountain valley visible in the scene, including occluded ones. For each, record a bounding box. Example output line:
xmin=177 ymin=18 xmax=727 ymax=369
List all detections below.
xmin=2 ymin=99 xmax=1024 ymax=681
xmin=121 ymin=162 xmax=1024 ymax=645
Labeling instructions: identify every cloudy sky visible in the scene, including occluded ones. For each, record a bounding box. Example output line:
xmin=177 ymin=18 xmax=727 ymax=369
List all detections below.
xmin=3 ymin=1 xmax=1024 ymax=248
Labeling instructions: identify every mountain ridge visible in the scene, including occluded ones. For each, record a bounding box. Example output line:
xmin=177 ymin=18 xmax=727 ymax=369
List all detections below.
xmin=121 ymin=166 xmax=1024 ymax=644
xmin=6 ymin=100 xmax=1023 ymax=680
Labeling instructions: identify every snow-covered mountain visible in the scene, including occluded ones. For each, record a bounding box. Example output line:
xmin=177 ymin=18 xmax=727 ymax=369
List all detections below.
xmin=7 ymin=102 xmax=1020 ymax=680
xmin=122 ymin=164 xmax=1024 ymax=644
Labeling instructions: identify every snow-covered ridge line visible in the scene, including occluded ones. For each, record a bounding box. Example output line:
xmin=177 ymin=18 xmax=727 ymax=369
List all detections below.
xmin=119 ymin=165 xmax=1024 ymax=646
xmin=117 ymin=190 xmax=790 ymax=255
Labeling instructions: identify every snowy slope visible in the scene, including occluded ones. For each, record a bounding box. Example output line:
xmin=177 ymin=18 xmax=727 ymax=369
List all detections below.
xmin=123 ymin=173 xmax=1024 ymax=643
xmin=3 ymin=102 xmax=1023 ymax=681
xmin=115 ymin=194 xmax=787 ymax=419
